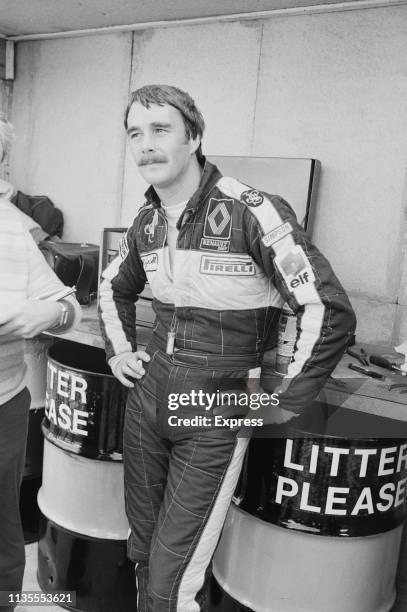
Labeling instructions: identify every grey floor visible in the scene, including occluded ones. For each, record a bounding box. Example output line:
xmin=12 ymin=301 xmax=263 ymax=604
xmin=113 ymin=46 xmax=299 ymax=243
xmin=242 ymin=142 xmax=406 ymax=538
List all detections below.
xmin=16 ymin=542 xmax=62 ymax=612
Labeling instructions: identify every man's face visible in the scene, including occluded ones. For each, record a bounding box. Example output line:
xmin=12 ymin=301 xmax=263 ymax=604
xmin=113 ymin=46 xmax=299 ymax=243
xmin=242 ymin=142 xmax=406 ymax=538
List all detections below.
xmin=126 ymin=102 xmax=199 ymax=190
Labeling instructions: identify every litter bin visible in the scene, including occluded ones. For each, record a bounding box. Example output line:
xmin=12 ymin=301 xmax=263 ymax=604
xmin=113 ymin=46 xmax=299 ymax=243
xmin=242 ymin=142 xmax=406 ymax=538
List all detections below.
xmin=212 ymin=404 xmax=407 ymax=612
xmin=37 ymin=340 xmax=137 ymax=612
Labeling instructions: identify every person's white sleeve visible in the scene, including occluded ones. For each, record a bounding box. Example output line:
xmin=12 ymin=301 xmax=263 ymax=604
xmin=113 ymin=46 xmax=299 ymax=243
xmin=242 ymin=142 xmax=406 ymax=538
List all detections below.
xmin=25 ymin=230 xmax=81 ymax=330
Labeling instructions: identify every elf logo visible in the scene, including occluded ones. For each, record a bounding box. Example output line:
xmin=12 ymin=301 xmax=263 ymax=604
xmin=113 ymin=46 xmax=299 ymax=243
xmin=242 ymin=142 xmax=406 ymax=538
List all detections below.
xmin=290 ymin=271 xmax=313 ymax=289
xmin=275 ymin=245 xmax=315 ymax=292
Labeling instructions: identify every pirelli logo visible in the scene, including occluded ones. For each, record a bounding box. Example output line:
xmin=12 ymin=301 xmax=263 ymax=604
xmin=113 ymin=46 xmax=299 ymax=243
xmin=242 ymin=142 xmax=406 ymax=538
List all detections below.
xmin=262 ymin=222 xmax=293 ymax=247
xmin=200 ymin=255 xmax=255 ymax=276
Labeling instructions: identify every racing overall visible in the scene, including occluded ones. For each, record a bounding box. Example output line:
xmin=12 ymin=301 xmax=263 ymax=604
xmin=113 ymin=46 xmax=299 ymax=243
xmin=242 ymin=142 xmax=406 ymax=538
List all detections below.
xmin=99 ymin=159 xmax=356 ymax=611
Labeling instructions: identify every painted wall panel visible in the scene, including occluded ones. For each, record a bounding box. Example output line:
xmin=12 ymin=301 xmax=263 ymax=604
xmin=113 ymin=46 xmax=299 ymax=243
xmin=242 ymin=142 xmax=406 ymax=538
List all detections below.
xmin=253 ymin=6 xmax=407 ymax=301
xmin=10 ymin=33 xmax=132 ymax=243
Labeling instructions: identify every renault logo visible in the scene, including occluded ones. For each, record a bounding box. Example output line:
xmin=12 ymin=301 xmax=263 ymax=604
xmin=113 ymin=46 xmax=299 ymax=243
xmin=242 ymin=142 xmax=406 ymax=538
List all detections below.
xmin=207 ymin=202 xmax=231 ymax=236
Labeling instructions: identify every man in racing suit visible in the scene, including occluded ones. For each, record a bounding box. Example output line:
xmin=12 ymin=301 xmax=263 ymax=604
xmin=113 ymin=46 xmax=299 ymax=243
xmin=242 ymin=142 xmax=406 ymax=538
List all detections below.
xmin=99 ymin=84 xmax=356 ymax=612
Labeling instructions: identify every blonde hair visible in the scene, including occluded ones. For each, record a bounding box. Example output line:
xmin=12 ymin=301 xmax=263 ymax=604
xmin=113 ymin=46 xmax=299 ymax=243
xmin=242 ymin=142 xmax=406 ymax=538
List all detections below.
xmin=0 ymin=113 xmax=15 ymax=163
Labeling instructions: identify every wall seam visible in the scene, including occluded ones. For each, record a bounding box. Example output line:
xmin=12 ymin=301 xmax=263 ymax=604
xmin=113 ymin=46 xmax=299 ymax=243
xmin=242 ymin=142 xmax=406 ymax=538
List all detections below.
xmin=0 ymin=79 xmax=13 ymax=181
xmin=117 ymin=31 xmax=135 ymax=226
xmin=250 ymin=22 xmax=264 ymax=154
xmin=391 ymin=161 xmax=407 ymax=345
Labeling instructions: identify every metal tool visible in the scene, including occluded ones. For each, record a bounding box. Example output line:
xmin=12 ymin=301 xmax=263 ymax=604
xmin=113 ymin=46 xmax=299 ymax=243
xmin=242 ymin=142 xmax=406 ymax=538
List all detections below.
xmin=327 ymin=375 xmax=347 ymax=388
xmin=346 ymin=347 xmax=369 ymax=367
xmin=369 ymin=354 xmax=406 ymax=375
xmin=389 ymin=382 xmax=407 ymax=390
xmin=348 ymin=363 xmax=385 ymax=380
xmin=388 ymin=382 xmax=407 ymax=392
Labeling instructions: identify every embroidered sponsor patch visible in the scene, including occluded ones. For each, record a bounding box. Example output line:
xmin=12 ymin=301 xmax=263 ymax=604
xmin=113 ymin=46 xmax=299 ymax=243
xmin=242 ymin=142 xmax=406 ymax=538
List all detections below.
xmin=203 ymin=198 xmax=233 ymax=239
xmin=200 ymin=237 xmax=230 ymax=252
xmin=138 ymin=209 xmax=167 ymax=251
xmin=241 ymin=189 xmax=264 ymax=207
xmin=141 ymin=252 xmax=158 ymax=272
xmin=200 ymin=255 xmax=255 ymax=276
xmin=262 ymin=222 xmax=293 ymax=247
xmin=119 ymin=231 xmax=129 ymax=260
xmin=144 ymin=209 xmax=159 ymax=243
xmin=274 ymin=245 xmax=315 ymax=291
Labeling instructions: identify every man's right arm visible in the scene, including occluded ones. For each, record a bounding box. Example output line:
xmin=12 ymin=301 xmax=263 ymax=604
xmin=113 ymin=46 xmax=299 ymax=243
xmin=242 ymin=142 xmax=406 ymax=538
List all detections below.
xmin=98 ymin=225 xmax=149 ymax=386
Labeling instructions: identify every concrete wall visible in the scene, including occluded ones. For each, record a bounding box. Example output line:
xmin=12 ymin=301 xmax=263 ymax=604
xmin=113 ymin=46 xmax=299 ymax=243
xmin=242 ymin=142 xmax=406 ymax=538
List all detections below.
xmin=253 ymin=7 xmax=407 ymax=347
xmin=9 ymin=4 xmax=407 ymax=346
xmin=10 ymin=32 xmax=132 ymax=243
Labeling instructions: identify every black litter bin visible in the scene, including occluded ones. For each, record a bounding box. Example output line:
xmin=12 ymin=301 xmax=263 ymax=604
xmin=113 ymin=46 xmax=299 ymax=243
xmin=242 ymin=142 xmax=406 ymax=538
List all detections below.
xmin=37 ymin=340 xmax=137 ymax=612
xmin=212 ymin=398 xmax=407 ymax=612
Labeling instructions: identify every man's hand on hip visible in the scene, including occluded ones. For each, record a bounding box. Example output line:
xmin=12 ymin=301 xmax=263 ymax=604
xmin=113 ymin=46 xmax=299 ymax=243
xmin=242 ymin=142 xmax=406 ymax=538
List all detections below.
xmin=109 ymin=350 xmax=150 ymax=388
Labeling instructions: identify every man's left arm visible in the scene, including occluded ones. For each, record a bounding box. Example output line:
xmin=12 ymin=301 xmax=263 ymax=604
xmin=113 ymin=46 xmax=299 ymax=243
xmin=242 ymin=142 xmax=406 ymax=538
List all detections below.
xmin=245 ymin=194 xmax=356 ymax=415
xmin=0 ymin=227 xmax=81 ymax=337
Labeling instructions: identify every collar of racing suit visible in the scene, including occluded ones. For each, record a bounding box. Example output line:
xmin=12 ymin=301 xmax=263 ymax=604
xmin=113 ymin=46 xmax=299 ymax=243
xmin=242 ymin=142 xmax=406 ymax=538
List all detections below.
xmin=143 ymin=157 xmax=223 ymax=229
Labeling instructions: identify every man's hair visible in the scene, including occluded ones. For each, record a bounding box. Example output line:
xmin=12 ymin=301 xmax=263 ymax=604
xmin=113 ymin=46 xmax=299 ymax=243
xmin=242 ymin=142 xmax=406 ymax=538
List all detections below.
xmin=124 ymin=84 xmax=205 ymax=144
xmin=0 ymin=114 xmax=15 ymax=163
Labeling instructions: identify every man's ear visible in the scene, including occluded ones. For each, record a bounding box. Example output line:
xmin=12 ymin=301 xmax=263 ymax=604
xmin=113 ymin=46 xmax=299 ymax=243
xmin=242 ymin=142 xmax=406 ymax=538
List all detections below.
xmin=189 ymin=136 xmax=201 ymax=156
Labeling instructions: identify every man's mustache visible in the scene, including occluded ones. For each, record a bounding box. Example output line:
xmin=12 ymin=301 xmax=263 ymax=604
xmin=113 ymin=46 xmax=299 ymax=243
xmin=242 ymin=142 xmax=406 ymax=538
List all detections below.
xmin=138 ymin=155 xmax=167 ymax=166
